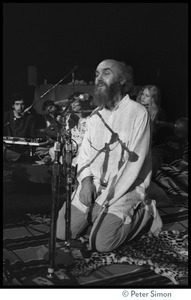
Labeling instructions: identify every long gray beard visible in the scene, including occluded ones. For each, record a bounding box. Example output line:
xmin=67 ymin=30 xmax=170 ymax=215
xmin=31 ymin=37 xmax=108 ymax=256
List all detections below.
xmin=93 ymin=81 xmax=122 ymax=109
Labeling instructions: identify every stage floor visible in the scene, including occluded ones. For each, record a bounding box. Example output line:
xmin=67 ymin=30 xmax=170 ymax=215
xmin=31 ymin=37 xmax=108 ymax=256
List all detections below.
xmin=3 ymin=161 xmax=188 ymax=287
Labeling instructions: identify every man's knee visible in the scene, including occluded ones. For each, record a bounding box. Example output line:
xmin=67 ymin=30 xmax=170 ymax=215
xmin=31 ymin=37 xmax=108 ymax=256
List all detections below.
xmin=56 ymin=204 xmax=66 ymax=240
xmin=90 ymin=213 xmax=123 ymax=252
xmin=56 ymin=227 xmax=65 ymax=240
xmin=56 ymin=203 xmax=88 ymax=240
xmin=92 ymin=229 xmax=119 ymax=253
xmin=94 ymin=235 xmax=113 ymax=252
xmin=56 ymin=215 xmax=66 ymax=240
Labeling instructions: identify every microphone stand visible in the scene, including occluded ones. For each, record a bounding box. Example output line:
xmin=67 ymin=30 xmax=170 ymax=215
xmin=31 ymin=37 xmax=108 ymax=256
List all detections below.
xmin=62 ymin=70 xmax=76 ymax=254
xmin=64 ymin=127 xmax=73 ymax=252
xmin=47 ymin=91 xmax=76 ymax=279
xmin=47 ymin=133 xmax=62 ymax=278
xmin=24 ymin=65 xmax=78 ymax=114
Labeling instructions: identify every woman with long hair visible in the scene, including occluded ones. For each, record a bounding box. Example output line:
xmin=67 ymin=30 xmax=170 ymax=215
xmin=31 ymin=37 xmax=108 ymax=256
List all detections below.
xmin=136 ymin=85 xmax=161 ymax=121
xmin=136 ymin=85 xmax=166 ymax=175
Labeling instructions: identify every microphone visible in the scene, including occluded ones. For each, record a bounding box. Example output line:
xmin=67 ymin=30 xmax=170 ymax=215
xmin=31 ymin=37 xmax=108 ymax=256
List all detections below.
xmin=62 ymin=93 xmax=90 ymax=116
xmin=23 ymin=106 xmax=32 ymax=115
xmin=77 ymin=93 xmax=90 ymax=101
xmin=155 ymin=121 xmax=175 ymax=128
xmin=156 ymin=118 xmax=188 ymax=139
xmin=156 ymin=120 xmax=184 ymax=129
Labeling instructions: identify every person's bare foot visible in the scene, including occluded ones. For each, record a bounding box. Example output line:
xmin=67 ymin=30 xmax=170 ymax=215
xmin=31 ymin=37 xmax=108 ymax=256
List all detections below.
xmin=146 ymin=200 xmax=163 ymax=237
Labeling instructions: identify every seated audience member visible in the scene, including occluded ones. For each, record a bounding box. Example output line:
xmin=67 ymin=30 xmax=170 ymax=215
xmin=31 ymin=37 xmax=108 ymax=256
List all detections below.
xmin=42 ymin=100 xmax=61 ymax=128
xmin=41 ymin=100 xmax=62 ymax=136
xmin=153 ymin=140 xmax=188 ymax=201
xmin=34 ymin=100 xmax=63 ymax=162
xmin=3 ymin=93 xmax=36 ymax=162
xmin=136 ymin=85 xmax=166 ymax=143
xmin=56 ymin=59 xmax=162 ymax=253
xmin=158 ymin=117 xmax=188 ymax=165
xmin=47 ymin=92 xmax=92 ymax=201
xmin=136 ymin=85 xmax=166 ymax=175
xmin=49 ymin=92 xmax=92 ymax=167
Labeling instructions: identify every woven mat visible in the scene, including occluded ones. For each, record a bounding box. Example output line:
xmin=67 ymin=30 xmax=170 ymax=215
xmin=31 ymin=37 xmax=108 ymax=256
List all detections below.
xmin=3 ymin=211 xmax=188 ymax=286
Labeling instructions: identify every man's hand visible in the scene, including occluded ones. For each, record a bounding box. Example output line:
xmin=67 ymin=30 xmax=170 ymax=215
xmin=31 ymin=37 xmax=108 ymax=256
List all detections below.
xmin=79 ymin=177 xmax=96 ymax=207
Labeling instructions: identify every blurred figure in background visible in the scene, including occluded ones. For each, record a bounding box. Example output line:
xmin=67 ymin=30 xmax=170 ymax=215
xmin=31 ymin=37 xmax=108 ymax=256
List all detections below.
xmin=49 ymin=92 xmax=92 ymax=167
xmin=136 ymin=85 xmax=166 ymax=143
xmin=3 ymin=93 xmax=36 ymax=162
xmin=136 ymin=85 xmax=166 ymax=175
xmin=41 ymin=100 xmax=62 ymax=135
xmin=34 ymin=100 xmax=63 ymax=163
xmin=4 ymin=92 xmax=36 ymax=139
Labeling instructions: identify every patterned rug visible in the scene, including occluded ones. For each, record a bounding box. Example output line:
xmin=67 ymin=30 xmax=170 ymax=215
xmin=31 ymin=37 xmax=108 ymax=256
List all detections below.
xmin=3 ymin=209 xmax=188 ymax=287
xmin=71 ymin=230 xmax=188 ymax=284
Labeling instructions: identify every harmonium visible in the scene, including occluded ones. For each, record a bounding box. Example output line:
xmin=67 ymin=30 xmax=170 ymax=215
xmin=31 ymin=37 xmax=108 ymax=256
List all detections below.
xmin=3 ymin=136 xmax=49 ymax=156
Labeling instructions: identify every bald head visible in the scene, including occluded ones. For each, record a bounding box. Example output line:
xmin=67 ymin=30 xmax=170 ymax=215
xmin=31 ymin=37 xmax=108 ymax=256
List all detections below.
xmin=95 ymin=59 xmax=133 ymax=94
xmin=96 ymin=59 xmax=123 ymax=80
xmin=93 ymin=59 xmax=133 ymax=109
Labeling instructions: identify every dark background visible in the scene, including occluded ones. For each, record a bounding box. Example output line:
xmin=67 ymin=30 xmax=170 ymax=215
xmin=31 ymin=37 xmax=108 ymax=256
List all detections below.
xmin=3 ymin=3 xmax=188 ymax=121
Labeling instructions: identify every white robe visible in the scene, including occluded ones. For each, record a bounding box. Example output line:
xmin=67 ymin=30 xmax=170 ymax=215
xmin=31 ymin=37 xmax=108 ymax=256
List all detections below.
xmin=72 ymin=95 xmax=152 ymax=222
